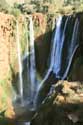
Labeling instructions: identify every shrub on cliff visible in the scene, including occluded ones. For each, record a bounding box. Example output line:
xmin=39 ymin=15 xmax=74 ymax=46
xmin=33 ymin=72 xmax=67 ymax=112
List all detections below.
xmin=0 ymin=0 xmax=10 ymax=13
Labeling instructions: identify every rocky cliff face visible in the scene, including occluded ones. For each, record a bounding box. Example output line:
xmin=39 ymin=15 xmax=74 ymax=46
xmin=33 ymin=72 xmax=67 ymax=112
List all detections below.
xmin=0 ymin=12 xmax=17 ymax=119
xmin=0 ymin=12 xmax=16 ymax=80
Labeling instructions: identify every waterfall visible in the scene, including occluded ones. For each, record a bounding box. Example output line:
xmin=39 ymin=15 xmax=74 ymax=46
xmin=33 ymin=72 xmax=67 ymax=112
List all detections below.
xmin=15 ymin=16 xmax=38 ymax=109
xmin=52 ymin=16 xmax=70 ymax=78
xmin=62 ymin=18 xmax=79 ymax=79
xmin=29 ymin=16 xmax=38 ymax=106
xmin=22 ymin=16 xmax=38 ymax=108
xmin=15 ymin=14 xmax=79 ymax=111
xmin=37 ymin=15 xmax=79 ymax=92
xmin=37 ymin=15 xmax=63 ymax=91
xmin=16 ymin=20 xmax=23 ymax=103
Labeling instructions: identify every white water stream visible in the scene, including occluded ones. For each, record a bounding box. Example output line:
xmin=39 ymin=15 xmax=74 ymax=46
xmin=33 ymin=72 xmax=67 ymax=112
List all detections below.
xmin=16 ymin=20 xmax=23 ymax=104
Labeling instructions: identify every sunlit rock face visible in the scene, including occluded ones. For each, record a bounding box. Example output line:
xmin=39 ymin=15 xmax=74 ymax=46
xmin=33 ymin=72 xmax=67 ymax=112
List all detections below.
xmin=0 ymin=13 xmax=16 ymax=80
xmin=31 ymin=81 xmax=83 ymax=125
xmin=0 ymin=12 xmax=16 ymax=119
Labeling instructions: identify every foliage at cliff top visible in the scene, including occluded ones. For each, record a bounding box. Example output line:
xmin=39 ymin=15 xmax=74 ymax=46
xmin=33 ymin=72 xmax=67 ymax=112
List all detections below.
xmin=0 ymin=0 xmax=83 ymax=16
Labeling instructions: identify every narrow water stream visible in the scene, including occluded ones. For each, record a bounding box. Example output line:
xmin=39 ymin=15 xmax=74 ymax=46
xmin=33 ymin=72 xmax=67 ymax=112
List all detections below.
xmin=29 ymin=16 xmax=38 ymax=106
xmin=16 ymin=20 xmax=23 ymax=104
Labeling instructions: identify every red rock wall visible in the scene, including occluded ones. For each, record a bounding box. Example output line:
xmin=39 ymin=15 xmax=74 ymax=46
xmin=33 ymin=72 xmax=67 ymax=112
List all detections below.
xmin=0 ymin=12 xmax=16 ymax=80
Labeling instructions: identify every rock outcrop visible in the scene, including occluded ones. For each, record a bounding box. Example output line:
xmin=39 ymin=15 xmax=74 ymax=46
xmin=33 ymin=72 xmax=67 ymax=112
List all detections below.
xmin=31 ymin=81 xmax=83 ymax=125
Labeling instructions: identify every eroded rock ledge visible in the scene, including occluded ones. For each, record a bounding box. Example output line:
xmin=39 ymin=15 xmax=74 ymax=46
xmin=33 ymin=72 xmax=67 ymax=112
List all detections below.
xmin=31 ymin=81 xmax=83 ymax=125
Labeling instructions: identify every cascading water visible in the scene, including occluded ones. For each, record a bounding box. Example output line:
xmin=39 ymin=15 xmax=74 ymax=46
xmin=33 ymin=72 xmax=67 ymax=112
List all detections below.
xmin=37 ymin=15 xmax=63 ymax=91
xmin=28 ymin=16 xmax=38 ymax=107
xmin=36 ymin=15 xmax=79 ymax=106
xmin=15 ymin=16 xmax=38 ymax=108
xmin=13 ymin=17 xmax=36 ymax=125
xmin=38 ymin=15 xmax=79 ymax=89
xmin=14 ymin=14 xmax=80 ymax=125
xmin=52 ymin=16 xmax=70 ymax=79
xmin=62 ymin=18 xmax=79 ymax=79
xmin=33 ymin=15 xmax=62 ymax=104
xmin=16 ymin=20 xmax=23 ymax=104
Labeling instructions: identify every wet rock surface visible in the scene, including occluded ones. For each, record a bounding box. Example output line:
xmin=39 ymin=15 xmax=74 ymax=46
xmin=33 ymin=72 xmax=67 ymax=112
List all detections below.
xmin=31 ymin=81 xmax=83 ymax=125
